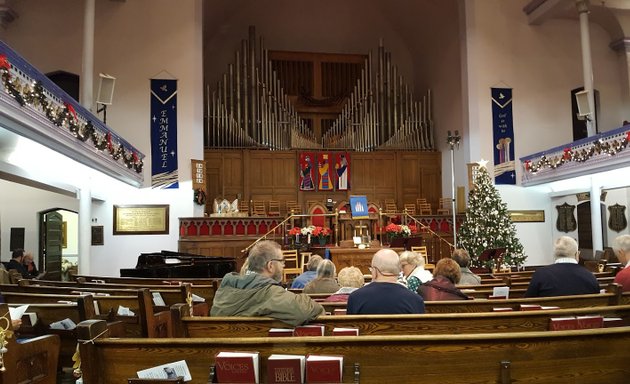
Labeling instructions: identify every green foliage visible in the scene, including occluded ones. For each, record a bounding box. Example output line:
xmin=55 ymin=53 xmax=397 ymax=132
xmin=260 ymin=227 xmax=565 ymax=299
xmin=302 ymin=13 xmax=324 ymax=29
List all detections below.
xmin=457 ymin=165 xmax=526 ymax=268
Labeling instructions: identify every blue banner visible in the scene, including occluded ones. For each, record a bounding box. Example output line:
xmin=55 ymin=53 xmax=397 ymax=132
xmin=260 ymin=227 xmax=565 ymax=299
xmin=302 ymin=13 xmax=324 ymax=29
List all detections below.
xmin=151 ymin=79 xmax=178 ymax=188
xmin=491 ymin=87 xmax=516 ymax=184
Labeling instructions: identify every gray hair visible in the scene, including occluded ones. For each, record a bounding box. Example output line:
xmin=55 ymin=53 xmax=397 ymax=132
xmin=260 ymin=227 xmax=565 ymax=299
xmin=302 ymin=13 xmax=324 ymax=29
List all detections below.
xmin=337 ymin=266 xmax=364 ymax=288
xmin=399 ymin=251 xmax=423 ymax=267
xmin=316 ymin=259 xmax=336 ymax=279
xmin=553 ymin=236 xmax=578 ymax=259
xmin=612 ymin=234 xmax=630 ymax=254
xmin=451 ymin=248 xmax=471 ymax=267
xmin=246 ymin=240 xmax=282 ymax=272
xmin=306 ymin=255 xmax=323 ymax=271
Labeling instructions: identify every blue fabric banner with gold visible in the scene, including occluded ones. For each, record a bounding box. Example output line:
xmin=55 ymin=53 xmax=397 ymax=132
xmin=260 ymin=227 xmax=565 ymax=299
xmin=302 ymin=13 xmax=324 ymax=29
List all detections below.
xmin=150 ymin=79 xmax=178 ymax=188
xmin=491 ymin=87 xmax=516 ymax=184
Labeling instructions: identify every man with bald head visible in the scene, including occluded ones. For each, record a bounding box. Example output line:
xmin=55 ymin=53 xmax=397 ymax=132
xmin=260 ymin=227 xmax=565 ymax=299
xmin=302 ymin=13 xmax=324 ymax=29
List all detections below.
xmin=347 ymin=249 xmax=425 ymax=314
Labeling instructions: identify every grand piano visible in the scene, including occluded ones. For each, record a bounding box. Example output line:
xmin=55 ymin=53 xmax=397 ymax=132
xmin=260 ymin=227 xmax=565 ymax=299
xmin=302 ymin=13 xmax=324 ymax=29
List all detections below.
xmin=120 ymin=250 xmax=236 ymax=278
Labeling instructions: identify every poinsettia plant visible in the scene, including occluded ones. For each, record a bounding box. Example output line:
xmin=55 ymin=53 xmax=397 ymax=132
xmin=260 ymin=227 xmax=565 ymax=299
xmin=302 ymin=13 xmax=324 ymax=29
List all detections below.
xmin=312 ymin=226 xmax=331 ymax=238
xmin=288 ymin=226 xmax=301 ymax=236
xmin=385 ymin=223 xmax=414 ymax=237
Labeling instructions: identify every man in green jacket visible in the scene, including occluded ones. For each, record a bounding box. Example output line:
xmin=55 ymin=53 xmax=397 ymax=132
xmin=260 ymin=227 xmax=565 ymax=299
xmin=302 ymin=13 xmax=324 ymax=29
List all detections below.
xmin=211 ymin=240 xmax=325 ymax=326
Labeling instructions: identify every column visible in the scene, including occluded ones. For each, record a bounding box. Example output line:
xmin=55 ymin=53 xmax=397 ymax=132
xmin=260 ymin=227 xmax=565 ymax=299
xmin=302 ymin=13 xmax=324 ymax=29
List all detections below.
xmin=590 ymin=178 xmax=603 ymax=251
xmin=81 ymin=0 xmax=95 ymax=111
xmin=576 ymin=0 xmax=597 ymax=136
xmin=78 ymin=186 xmax=92 ymax=274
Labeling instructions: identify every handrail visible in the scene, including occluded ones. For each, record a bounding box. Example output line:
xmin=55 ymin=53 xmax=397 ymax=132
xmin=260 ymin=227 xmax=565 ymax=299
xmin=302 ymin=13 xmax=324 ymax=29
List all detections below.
xmin=401 ymin=212 xmax=454 ymax=250
xmin=241 ymin=210 xmax=340 ymax=254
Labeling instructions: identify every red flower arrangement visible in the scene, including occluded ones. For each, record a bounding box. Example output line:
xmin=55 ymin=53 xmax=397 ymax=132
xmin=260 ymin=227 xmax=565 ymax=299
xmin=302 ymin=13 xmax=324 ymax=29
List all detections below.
xmin=312 ymin=226 xmax=331 ymax=238
xmin=288 ymin=227 xmax=301 ymax=236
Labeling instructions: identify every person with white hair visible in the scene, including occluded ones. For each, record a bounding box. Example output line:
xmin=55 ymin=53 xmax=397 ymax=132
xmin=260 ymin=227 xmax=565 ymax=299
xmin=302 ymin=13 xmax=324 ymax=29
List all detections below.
xmin=399 ymin=250 xmax=433 ymax=292
xmin=525 ymin=236 xmax=599 ymax=297
xmin=347 ymin=249 xmax=425 ymax=314
xmin=612 ymin=234 xmax=630 ymax=292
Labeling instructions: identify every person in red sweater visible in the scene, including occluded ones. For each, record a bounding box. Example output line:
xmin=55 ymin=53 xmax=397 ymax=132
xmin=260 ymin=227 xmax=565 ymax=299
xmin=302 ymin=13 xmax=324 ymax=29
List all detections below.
xmin=613 ymin=234 xmax=630 ymax=292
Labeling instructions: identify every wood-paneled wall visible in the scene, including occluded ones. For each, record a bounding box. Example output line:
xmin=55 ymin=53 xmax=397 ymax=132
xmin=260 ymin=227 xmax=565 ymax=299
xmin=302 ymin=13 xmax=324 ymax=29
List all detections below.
xmin=205 ymin=149 xmax=441 ymax=213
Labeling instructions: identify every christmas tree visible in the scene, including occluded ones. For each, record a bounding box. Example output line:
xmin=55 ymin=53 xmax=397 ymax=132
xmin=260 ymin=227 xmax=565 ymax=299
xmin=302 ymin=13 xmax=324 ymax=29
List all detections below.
xmin=457 ymin=162 xmax=526 ymax=268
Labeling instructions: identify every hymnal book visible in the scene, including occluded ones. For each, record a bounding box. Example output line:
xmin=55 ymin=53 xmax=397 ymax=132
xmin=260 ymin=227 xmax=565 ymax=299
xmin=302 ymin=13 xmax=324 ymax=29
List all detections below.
xmin=492 ymin=286 xmax=510 ymax=299
xmin=50 ymin=318 xmax=77 ymax=330
xmin=540 ymin=306 xmax=560 ymax=310
xmin=333 ymin=309 xmax=347 ymax=316
xmin=8 ymin=305 xmax=29 ymax=323
xmin=492 ymin=307 xmax=513 ymax=312
xmin=21 ymin=312 xmax=38 ymax=326
xmin=267 ymin=354 xmax=305 ymax=384
xmin=332 ymin=327 xmax=359 ymax=336
xmin=603 ymin=317 xmax=625 ymax=328
xmin=136 ymin=359 xmax=192 ymax=381
xmin=576 ymin=315 xmax=604 ymax=329
xmin=549 ymin=317 xmax=578 ymax=331
xmin=519 ymin=304 xmax=542 ymax=311
xmin=116 ymin=305 xmax=135 ymax=316
xmin=306 ymin=355 xmax=343 ymax=383
xmin=268 ymin=328 xmax=295 ymax=337
xmin=294 ymin=324 xmax=325 ymax=336
xmin=215 ymin=351 xmax=259 ymax=383
xmin=191 ymin=293 xmax=206 ymax=302
xmin=152 ymin=292 xmax=166 ymax=307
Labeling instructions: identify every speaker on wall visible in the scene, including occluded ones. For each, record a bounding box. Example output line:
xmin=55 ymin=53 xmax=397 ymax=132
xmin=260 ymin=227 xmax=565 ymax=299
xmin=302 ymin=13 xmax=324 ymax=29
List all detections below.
xmin=96 ymin=73 xmax=116 ymax=105
xmin=575 ymin=89 xmax=591 ymax=117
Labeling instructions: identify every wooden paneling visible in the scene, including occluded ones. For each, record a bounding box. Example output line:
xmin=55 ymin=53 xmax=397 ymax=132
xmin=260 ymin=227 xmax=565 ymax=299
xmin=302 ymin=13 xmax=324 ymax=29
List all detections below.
xmin=203 ymin=149 xmax=441 ymax=214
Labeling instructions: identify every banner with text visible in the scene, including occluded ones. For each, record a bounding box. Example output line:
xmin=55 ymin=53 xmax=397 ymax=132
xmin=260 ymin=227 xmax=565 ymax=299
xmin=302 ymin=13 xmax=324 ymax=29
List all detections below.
xmin=151 ymin=79 xmax=178 ymax=188
xmin=491 ymin=87 xmax=516 ymax=184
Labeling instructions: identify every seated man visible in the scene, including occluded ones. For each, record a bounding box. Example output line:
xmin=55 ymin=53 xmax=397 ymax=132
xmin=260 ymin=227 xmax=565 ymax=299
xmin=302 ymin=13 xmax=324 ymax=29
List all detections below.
xmin=347 ymin=249 xmax=425 ymax=314
xmin=451 ymin=248 xmax=481 ymax=285
xmin=612 ymin=234 xmax=630 ymax=292
xmin=525 ymin=236 xmax=599 ymax=297
xmin=211 ymin=240 xmax=324 ymax=326
xmin=290 ymin=255 xmax=323 ymax=289
xmin=7 ymin=249 xmax=30 ymax=279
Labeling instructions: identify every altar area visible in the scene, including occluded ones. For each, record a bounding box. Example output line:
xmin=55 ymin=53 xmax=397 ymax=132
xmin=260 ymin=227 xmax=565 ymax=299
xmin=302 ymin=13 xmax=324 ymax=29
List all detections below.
xmin=178 ymin=209 xmax=459 ymax=273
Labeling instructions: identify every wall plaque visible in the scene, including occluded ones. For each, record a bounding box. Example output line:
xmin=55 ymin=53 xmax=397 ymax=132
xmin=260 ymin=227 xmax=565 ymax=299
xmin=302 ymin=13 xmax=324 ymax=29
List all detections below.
xmin=508 ymin=210 xmax=545 ymax=223
xmin=113 ymin=204 xmax=169 ymax=235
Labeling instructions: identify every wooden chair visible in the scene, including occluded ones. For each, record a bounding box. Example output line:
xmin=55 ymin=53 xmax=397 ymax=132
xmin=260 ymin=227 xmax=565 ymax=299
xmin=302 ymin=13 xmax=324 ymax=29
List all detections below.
xmin=267 ymin=200 xmax=281 ymax=216
xmin=437 ymin=197 xmax=451 ymax=215
xmin=384 ymin=199 xmax=398 ymax=214
xmin=281 ymin=250 xmax=301 ymax=282
xmin=251 ymin=200 xmax=266 ymax=216
xmin=411 ymin=246 xmax=434 ymax=271
xmin=300 ymin=252 xmax=313 ymax=272
xmin=238 ymin=199 xmax=249 ymax=215
xmin=418 ymin=203 xmax=432 ymax=215
xmin=404 ymin=204 xmax=416 ymax=215
xmin=286 ymin=200 xmax=301 ymax=215
xmin=416 ymin=198 xmax=427 ymax=210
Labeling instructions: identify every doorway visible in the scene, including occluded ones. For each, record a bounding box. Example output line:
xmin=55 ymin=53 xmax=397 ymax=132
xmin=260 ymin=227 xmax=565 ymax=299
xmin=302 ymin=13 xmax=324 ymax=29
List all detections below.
xmin=38 ymin=208 xmax=78 ymax=281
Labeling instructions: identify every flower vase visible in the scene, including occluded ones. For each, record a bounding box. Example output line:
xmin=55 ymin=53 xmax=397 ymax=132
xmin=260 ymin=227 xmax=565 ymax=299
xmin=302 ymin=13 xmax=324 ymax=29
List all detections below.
xmin=318 ymin=236 xmax=328 ymax=246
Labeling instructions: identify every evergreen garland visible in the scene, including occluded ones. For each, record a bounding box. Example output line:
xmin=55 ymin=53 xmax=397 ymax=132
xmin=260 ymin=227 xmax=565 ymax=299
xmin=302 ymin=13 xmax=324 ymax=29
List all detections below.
xmin=457 ymin=164 xmax=526 ymax=268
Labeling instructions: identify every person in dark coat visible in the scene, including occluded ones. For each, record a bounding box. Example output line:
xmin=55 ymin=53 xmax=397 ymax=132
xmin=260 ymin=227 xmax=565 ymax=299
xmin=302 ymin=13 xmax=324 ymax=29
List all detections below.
xmin=7 ymin=248 xmax=30 ymax=279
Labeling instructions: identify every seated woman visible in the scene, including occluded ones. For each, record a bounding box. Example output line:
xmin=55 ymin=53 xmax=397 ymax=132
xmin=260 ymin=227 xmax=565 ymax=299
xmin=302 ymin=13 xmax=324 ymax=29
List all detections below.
xmin=325 ymin=266 xmax=365 ymax=302
xmin=303 ymin=260 xmax=341 ymax=294
xmin=417 ymin=258 xmax=470 ymax=300
xmin=399 ymin=250 xmax=433 ymax=292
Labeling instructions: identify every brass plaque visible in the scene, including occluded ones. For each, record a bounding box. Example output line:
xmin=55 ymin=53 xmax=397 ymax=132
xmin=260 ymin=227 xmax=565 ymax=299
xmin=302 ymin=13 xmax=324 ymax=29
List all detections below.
xmin=509 ymin=210 xmax=545 ymax=223
xmin=113 ymin=204 xmax=169 ymax=235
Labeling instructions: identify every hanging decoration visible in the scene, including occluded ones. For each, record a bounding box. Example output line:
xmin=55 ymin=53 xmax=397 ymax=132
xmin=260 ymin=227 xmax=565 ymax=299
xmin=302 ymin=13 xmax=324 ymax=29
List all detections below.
xmin=299 ymin=152 xmax=316 ymax=191
xmin=317 ymin=153 xmax=333 ymax=191
xmin=524 ymin=131 xmax=630 ymax=174
xmin=0 ymin=51 xmax=143 ymax=173
xmin=150 ymin=78 xmax=179 ymax=189
xmin=334 ymin=152 xmax=350 ymax=190
xmin=491 ymin=87 xmax=516 ymax=184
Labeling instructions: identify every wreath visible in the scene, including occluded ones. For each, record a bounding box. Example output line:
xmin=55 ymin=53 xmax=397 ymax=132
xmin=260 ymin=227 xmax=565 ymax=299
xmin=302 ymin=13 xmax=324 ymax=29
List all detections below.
xmin=194 ymin=188 xmax=207 ymax=205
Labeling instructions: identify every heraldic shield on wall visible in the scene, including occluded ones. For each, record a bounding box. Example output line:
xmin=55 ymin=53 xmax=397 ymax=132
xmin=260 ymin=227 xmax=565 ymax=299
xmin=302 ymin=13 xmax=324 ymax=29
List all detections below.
xmin=608 ymin=203 xmax=628 ymax=232
xmin=556 ymin=202 xmax=577 ymax=232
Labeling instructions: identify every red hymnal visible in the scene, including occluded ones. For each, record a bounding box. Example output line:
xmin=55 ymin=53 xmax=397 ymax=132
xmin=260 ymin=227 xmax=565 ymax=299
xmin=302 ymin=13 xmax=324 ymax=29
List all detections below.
xmin=267 ymin=354 xmax=305 ymax=384
xmin=549 ymin=317 xmax=578 ymax=331
xmin=603 ymin=317 xmax=625 ymax=328
xmin=305 ymin=355 xmax=343 ymax=383
xmin=332 ymin=327 xmax=359 ymax=336
xmin=214 ymin=351 xmax=259 ymax=383
xmin=268 ymin=328 xmax=294 ymax=337
xmin=576 ymin=315 xmax=604 ymax=329
xmin=294 ymin=324 xmax=325 ymax=336
xmin=519 ymin=304 xmax=542 ymax=311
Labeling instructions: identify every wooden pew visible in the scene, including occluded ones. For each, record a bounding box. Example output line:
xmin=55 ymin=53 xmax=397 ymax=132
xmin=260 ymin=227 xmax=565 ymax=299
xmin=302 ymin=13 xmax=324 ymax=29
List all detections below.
xmin=319 ymin=284 xmax=622 ymax=314
xmin=0 ymin=303 xmax=60 ymax=384
xmin=73 ymin=274 xmax=220 ymax=286
xmin=2 ymin=289 xmax=170 ymax=337
xmin=170 ymin=303 xmax=630 ymax=337
xmin=19 ymin=278 xmax=217 ymax=304
xmin=77 ymin=319 xmax=630 ymax=384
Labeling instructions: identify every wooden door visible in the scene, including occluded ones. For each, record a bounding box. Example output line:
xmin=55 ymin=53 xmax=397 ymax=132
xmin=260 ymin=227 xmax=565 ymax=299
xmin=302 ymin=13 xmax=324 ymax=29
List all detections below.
xmin=42 ymin=211 xmax=63 ymax=280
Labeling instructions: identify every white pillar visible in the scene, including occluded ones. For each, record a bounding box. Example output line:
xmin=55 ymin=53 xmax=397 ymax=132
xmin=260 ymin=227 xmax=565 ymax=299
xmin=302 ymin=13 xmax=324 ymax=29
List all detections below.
xmin=78 ymin=186 xmax=92 ymax=274
xmin=81 ymin=0 xmax=95 ymax=111
xmin=590 ymin=178 xmax=603 ymax=251
xmin=576 ymin=0 xmax=597 ymax=136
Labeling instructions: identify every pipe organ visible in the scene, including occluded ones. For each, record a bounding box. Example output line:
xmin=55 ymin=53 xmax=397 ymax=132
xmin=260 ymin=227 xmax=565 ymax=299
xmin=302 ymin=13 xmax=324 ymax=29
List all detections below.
xmin=206 ymin=27 xmax=435 ymax=152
